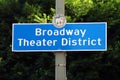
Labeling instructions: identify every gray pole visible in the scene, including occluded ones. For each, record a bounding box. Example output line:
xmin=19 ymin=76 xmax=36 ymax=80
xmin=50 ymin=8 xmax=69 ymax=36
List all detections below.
xmin=55 ymin=52 xmax=67 ymax=80
xmin=56 ymin=0 xmax=65 ymax=15
xmin=55 ymin=0 xmax=67 ymax=80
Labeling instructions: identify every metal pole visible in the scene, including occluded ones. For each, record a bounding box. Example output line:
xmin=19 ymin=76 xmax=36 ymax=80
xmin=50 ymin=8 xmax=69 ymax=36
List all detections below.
xmin=55 ymin=52 xmax=67 ymax=80
xmin=55 ymin=0 xmax=67 ymax=80
xmin=56 ymin=0 xmax=65 ymax=15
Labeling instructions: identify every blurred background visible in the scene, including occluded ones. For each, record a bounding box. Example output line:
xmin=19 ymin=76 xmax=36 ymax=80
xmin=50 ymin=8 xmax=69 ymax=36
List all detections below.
xmin=0 ymin=0 xmax=120 ymax=80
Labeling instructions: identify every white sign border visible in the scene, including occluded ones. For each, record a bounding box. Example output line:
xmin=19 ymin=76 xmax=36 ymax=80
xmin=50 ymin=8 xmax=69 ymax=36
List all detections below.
xmin=12 ymin=22 xmax=107 ymax=52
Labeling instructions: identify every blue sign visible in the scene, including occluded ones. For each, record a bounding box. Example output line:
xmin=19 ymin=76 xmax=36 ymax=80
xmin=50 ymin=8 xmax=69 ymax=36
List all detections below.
xmin=12 ymin=23 xmax=107 ymax=52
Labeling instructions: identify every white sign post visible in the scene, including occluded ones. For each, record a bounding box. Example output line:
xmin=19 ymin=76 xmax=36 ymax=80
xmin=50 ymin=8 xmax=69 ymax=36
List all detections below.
xmin=54 ymin=0 xmax=67 ymax=80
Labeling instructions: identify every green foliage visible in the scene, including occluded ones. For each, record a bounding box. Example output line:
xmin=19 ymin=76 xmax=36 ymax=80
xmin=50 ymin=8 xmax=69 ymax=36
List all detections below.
xmin=83 ymin=0 xmax=120 ymax=26
xmin=34 ymin=13 xmax=52 ymax=23
xmin=0 ymin=0 xmax=120 ymax=80
xmin=15 ymin=2 xmax=42 ymax=23
xmin=66 ymin=0 xmax=93 ymax=21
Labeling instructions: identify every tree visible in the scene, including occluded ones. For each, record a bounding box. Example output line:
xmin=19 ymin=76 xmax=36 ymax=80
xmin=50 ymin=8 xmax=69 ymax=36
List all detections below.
xmin=0 ymin=0 xmax=120 ymax=80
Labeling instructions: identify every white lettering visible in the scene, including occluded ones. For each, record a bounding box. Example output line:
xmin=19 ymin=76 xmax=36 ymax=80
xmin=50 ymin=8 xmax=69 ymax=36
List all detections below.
xmin=23 ymin=39 xmax=29 ymax=46
xmin=18 ymin=38 xmax=23 ymax=46
xmin=80 ymin=29 xmax=86 ymax=37
xmin=60 ymin=28 xmax=65 ymax=36
xmin=54 ymin=30 xmax=59 ymax=36
xmin=66 ymin=29 xmax=73 ymax=35
xmin=91 ymin=39 xmax=96 ymax=46
xmin=18 ymin=38 xmax=57 ymax=46
xmin=62 ymin=38 xmax=68 ymax=46
xmin=47 ymin=40 xmax=53 ymax=46
xmin=61 ymin=38 xmax=102 ymax=46
xmin=72 ymin=40 xmax=77 ymax=46
xmin=30 ymin=40 xmax=35 ymax=46
xmin=35 ymin=28 xmax=41 ymax=36
xmin=83 ymin=39 xmax=87 ymax=46
xmin=74 ymin=29 xmax=80 ymax=36
xmin=35 ymin=28 xmax=87 ymax=37
xmin=36 ymin=40 xmax=41 ymax=46
xmin=47 ymin=30 xmax=52 ymax=36
xmin=98 ymin=38 xmax=101 ymax=45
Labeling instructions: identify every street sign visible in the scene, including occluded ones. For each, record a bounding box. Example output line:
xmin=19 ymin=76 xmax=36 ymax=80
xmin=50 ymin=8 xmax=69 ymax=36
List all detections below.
xmin=12 ymin=22 xmax=107 ymax=52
